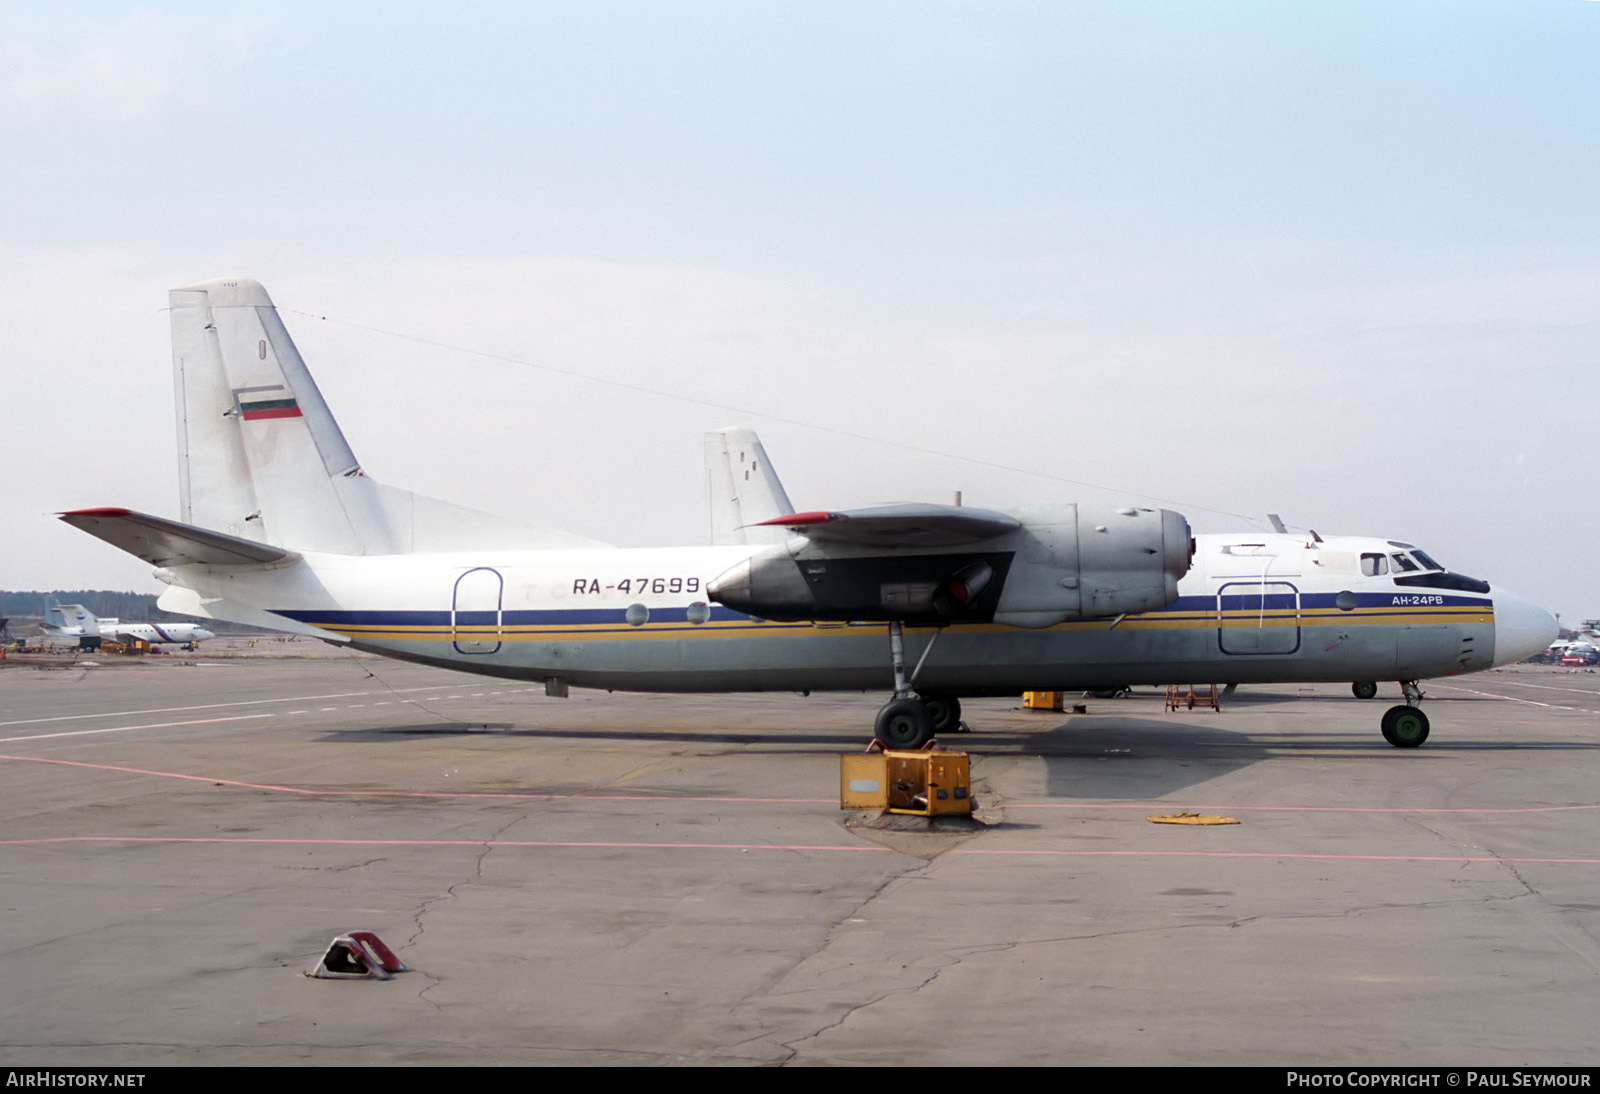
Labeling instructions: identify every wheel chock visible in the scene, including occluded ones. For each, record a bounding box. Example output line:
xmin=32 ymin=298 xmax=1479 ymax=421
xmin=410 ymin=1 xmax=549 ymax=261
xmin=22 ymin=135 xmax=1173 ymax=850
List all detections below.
xmin=306 ymin=931 xmax=409 ymax=980
xmin=1147 ymin=812 xmax=1239 ymax=826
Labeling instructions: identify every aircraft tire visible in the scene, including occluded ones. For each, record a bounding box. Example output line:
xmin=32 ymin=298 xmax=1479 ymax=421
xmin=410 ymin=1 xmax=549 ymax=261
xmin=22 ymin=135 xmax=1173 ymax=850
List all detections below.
xmin=875 ymin=698 xmax=935 ymax=750
xmin=1088 ymin=687 xmax=1127 ymax=699
xmin=920 ymin=694 xmax=963 ymax=735
xmin=1380 ymin=705 xmax=1430 ymax=748
xmin=1352 ymin=681 xmax=1379 ymax=700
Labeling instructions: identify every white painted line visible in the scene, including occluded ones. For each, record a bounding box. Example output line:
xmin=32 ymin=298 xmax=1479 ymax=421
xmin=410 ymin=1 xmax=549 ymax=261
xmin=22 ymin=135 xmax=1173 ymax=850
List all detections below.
xmin=0 ymin=684 xmax=468 ymax=729
xmin=1480 ymin=680 xmax=1600 ymax=696
xmin=1431 ymin=682 xmax=1600 ymax=714
xmin=2 ymin=714 xmax=276 ymax=743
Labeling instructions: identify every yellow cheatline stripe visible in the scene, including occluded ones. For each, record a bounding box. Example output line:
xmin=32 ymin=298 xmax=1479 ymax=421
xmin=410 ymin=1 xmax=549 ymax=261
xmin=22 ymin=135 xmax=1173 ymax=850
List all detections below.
xmin=319 ymin=604 xmax=1493 ymax=644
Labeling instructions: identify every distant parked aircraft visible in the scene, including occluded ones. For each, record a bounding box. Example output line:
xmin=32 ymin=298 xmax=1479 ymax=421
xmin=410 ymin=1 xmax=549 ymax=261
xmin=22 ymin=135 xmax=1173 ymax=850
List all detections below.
xmin=40 ymin=596 xmax=214 ymax=650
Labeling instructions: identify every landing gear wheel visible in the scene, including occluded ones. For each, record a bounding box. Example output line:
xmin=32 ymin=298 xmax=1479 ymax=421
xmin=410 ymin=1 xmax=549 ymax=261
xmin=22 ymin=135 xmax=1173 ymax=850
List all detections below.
xmin=1380 ymin=705 xmax=1430 ymax=748
xmin=1088 ymin=687 xmax=1126 ymax=699
xmin=920 ymin=694 xmax=963 ymax=735
xmin=875 ymin=698 xmax=936 ymax=750
xmin=1352 ymin=681 xmax=1378 ymax=700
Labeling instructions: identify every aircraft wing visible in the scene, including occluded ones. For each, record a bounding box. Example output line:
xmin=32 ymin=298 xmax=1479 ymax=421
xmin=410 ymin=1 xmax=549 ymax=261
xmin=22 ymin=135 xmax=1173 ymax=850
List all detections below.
xmin=58 ymin=508 xmax=299 ymax=568
xmin=752 ymin=504 xmax=1022 ymax=548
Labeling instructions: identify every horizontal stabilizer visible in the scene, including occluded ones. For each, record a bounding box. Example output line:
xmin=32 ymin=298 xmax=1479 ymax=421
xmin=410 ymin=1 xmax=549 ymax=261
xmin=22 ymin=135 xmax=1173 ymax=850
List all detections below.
xmin=155 ymin=585 xmax=342 ymax=641
xmin=59 ymin=508 xmax=299 ymax=568
xmin=754 ymin=504 xmax=1022 ymax=548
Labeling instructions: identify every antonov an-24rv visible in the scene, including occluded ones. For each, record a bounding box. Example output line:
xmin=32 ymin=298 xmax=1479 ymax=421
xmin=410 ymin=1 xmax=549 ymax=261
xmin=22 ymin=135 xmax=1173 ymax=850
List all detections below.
xmin=62 ymin=278 xmax=1556 ymax=750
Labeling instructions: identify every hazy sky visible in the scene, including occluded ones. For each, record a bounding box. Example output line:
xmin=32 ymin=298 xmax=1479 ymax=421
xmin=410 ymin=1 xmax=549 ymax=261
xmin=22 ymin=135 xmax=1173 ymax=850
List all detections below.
xmin=3 ymin=2 xmax=1597 ymax=624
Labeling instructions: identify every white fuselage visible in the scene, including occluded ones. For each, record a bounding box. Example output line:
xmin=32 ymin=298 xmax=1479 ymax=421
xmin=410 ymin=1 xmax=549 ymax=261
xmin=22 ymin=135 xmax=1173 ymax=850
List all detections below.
xmin=160 ymin=531 xmax=1552 ymax=694
xmin=42 ymin=618 xmax=215 ymax=645
xmin=100 ymin=621 xmax=215 ymax=645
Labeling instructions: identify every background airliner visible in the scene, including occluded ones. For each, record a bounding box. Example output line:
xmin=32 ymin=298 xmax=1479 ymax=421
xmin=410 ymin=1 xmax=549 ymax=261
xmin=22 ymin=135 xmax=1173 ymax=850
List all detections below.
xmin=40 ymin=596 xmax=214 ymax=650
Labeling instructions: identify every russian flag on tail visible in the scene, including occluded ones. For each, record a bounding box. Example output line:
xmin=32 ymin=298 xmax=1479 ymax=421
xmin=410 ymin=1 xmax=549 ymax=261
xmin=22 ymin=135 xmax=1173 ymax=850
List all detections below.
xmin=235 ymin=384 xmax=302 ymax=421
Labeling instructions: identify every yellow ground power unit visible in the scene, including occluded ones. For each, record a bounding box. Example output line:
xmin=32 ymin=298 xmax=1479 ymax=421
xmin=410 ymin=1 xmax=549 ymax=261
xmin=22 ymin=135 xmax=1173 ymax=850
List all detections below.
xmin=840 ymin=749 xmax=973 ymax=816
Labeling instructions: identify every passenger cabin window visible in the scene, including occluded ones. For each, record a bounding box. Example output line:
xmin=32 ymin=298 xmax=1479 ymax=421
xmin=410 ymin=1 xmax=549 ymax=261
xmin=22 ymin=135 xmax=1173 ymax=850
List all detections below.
xmin=1361 ymin=553 xmax=1388 ymax=577
xmin=1390 ymin=553 xmax=1419 ymax=573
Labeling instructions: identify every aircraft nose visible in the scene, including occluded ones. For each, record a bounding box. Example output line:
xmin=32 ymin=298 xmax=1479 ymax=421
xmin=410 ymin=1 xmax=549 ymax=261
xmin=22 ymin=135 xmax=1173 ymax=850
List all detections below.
xmin=1492 ymin=590 xmax=1558 ymax=667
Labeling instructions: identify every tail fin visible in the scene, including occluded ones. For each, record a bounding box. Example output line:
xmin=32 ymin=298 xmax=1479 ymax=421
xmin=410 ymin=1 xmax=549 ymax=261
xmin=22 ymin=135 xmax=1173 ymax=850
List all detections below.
xmin=169 ymin=278 xmax=605 ymax=554
xmin=704 ymin=427 xmax=796 ymax=545
xmin=65 ymin=604 xmax=101 ymax=630
xmin=171 ymin=278 xmax=396 ymax=554
xmin=42 ymin=599 xmax=98 ymax=634
xmin=40 ymin=596 xmax=68 ymax=633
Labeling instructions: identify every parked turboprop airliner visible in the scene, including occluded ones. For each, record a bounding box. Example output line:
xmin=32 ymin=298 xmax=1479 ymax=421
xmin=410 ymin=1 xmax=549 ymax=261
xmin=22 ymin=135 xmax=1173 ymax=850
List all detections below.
xmin=61 ymin=278 xmax=1555 ymax=749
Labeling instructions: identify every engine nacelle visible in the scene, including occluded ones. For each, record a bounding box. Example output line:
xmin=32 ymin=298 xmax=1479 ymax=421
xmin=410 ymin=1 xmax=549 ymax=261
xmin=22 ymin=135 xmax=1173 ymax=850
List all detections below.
xmin=991 ymin=504 xmax=1192 ymax=627
xmin=706 ymin=504 xmax=1192 ymax=627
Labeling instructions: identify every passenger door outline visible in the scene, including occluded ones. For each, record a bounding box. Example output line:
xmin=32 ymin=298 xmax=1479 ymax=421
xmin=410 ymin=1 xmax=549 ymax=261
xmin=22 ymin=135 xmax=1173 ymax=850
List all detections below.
xmin=452 ymin=567 xmax=504 ymax=655
xmin=1217 ymin=581 xmax=1300 ymax=655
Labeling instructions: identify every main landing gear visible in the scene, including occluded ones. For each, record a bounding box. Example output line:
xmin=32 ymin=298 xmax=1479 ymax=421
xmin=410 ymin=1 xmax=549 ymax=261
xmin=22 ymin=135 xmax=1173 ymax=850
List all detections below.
xmin=1379 ymin=680 xmax=1429 ymax=748
xmin=872 ymin=622 xmax=963 ymax=749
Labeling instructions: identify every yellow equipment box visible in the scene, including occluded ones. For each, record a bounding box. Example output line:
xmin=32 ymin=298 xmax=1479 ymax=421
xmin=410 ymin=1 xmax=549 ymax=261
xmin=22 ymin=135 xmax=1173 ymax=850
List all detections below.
xmin=1023 ymin=690 xmax=1064 ymax=711
xmin=840 ymin=749 xmax=973 ymax=816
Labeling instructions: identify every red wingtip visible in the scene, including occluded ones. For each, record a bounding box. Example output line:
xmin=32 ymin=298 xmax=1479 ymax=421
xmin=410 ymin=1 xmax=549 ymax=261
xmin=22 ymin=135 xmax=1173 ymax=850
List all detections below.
xmin=753 ymin=510 xmax=836 ymax=527
xmin=59 ymin=507 xmax=133 ymax=518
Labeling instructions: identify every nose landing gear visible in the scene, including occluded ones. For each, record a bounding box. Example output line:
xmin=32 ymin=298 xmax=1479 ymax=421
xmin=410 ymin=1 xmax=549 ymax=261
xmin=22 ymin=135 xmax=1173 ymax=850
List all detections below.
xmin=1380 ymin=680 xmax=1429 ymax=747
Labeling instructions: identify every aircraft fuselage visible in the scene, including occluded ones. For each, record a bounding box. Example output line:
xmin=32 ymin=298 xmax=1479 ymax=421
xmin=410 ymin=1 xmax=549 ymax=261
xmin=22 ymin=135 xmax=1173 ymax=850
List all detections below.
xmin=159 ymin=531 xmax=1545 ymax=694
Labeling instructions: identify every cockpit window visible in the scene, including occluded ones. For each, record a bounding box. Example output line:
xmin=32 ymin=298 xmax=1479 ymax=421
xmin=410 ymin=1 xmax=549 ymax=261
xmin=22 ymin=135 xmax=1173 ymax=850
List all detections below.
xmin=1410 ymin=550 xmax=1443 ymax=572
xmin=1390 ymin=553 xmax=1419 ymax=573
xmin=1360 ymin=553 xmax=1389 ymax=577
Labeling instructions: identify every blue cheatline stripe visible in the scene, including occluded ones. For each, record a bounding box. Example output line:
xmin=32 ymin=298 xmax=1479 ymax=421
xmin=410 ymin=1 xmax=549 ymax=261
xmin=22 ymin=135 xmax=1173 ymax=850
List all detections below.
xmin=1299 ymin=591 xmax=1489 ymax=609
xmin=269 ymin=592 xmax=1493 ymax=641
xmin=275 ymin=606 xmax=756 ymax=627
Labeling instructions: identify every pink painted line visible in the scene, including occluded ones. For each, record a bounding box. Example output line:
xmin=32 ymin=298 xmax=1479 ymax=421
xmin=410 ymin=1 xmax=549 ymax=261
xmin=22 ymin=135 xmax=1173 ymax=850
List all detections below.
xmin=8 ymin=755 xmax=1588 ymax=816
xmin=0 ymin=752 xmax=287 ymax=789
xmin=0 ymin=754 xmax=832 ymax=803
xmin=2 ymin=836 xmax=1597 ymax=865
xmin=1010 ymin=800 xmax=1600 ymax=815
xmin=947 ymin=849 xmax=1600 ymax=864
xmin=0 ymin=836 xmax=885 ymax=852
